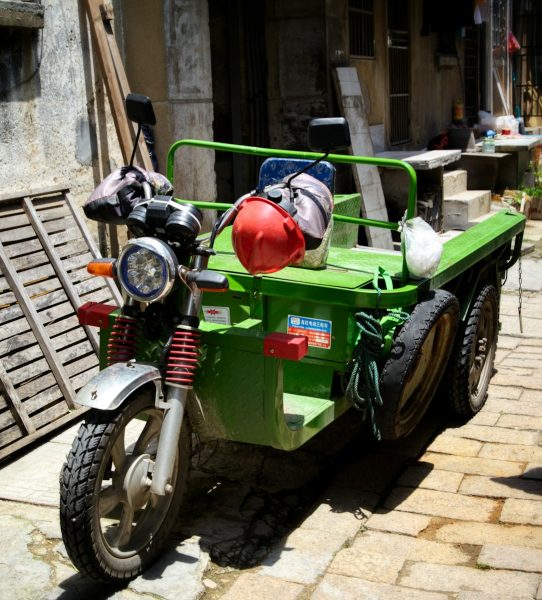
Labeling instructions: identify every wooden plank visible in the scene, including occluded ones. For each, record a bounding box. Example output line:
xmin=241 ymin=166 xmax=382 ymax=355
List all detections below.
xmin=0 ymin=425 xmax=24 ymax=452
xmin=0 ymin=240 xmax=76 ymax=408
xmin=66 ymin=193 xmax=123 ymax=305
xmin=0 ymin=185 xmax=69 ymax=205
xmin=23 ymin=198 xmax=99 ymax=353
xmin=9 ymin=339 xmax=95 ymax=388
xmin=84 ymin=0 xmax=134 ymax=167
xmin=333 ymin=67 xmax=393 ymax=250
xmin=0 ymin=361 xmax=35 ymax=435
xmin=3 ymin=327 xmax=88 ymax=371
xmin=0 ymin=408 xmax=86 ymax=463
xmin=16 ymin=351 xmax=99 ymax=401
xmin=100 ymin=3 xmax=153 ymax=172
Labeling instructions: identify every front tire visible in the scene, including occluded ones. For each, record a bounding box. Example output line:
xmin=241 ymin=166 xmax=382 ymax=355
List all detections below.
xmin=376 ymin=290 xmax=459 ymax=440
xmin=60 ymin=389 xmax=190 ymax=583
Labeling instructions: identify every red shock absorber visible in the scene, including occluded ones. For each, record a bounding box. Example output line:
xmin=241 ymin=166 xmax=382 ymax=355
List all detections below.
xmin=166 ymin=326 xmax=201 ymax=388
xmin=107 ymin=315 xmax=138 ymax=365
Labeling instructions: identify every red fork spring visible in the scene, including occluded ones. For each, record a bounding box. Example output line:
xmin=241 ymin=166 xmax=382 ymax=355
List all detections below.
xmin=166 ymin=326 xmax=201 ymax=388
xmin=107 ymin=316 xmax=138 ymax=365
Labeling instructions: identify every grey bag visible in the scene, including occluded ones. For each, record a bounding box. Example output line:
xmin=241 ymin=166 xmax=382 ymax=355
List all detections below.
xmin=84 ymin=166 xmax=173 ymax=224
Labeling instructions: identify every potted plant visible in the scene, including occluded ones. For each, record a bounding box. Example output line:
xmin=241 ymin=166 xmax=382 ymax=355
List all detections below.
xmin=521 ymin=146 xmax=542 ymax=219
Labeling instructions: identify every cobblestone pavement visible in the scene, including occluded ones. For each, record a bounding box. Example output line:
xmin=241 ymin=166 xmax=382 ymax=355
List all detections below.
xmin=0 ymin=220 xmax=541 ymax=600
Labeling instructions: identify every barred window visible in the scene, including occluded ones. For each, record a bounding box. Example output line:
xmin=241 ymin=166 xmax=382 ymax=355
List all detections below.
xmin=349 ymin=0 xmax=375 ymax=58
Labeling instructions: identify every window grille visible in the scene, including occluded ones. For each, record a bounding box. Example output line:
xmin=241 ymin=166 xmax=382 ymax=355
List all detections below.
xmin=388 ymin=0 xmax=410 ymax=145
xmin=513 ymin=0 xmax=542 ymax=121
xmin=349 ymin=0 xmax=375 ymax=58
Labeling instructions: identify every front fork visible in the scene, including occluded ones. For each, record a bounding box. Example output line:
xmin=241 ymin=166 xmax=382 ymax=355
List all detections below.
xmin=150 ymin=252 xmax=208 ymax=496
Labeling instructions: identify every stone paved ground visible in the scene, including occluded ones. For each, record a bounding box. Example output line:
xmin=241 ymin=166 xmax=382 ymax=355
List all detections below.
xmin=0 ymin=219 xmax=541 ymax=600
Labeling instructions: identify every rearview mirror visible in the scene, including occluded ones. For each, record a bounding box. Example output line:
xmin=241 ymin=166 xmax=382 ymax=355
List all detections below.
xmin=126 ymin=93 xmax=156 ymax=126
xmin=308 ymin=117 xmax=351 ymax=153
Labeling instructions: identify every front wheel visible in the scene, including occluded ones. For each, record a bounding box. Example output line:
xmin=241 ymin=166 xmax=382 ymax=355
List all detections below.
xmin=60 ymin=389 xmax=190 ymax=583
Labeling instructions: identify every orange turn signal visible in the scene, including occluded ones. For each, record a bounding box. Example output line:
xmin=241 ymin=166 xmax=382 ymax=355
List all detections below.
xmin=87 ymin=258 xmax=116 ymax=278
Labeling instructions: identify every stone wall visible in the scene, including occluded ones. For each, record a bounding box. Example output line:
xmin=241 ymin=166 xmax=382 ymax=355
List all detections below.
xmin=0 ymin=1 xmax=122 ymax=235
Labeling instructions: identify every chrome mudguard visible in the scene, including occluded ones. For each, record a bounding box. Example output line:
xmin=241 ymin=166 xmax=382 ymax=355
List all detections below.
xmin=75 ymin=362 xmax=163 ymax=411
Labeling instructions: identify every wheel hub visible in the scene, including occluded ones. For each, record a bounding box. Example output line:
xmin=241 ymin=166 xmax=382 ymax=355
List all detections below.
xmin=123 ymin=454 xmax=153 ymax=510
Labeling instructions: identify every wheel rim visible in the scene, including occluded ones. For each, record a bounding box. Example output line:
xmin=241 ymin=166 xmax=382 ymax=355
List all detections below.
xmin=397 ymin=311 xmax=455 ymax=428
xmin=469 ymin=298 xmax=496 ymax=408
xmin=95 ymin=406 xmax=177 ymax=559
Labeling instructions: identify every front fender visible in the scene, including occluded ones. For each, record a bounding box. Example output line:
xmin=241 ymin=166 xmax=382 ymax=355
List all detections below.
xmin=75 ymin=362 xmax=162 ymax=411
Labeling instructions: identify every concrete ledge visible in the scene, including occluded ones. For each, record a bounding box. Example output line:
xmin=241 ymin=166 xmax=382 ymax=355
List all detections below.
xmin=443 ymin=169 xmax=468 ymax=197
xmin=443 ymin=190 xmax=491 ymax=230
xmin=0 ymin=1 xmax=44 ymax=28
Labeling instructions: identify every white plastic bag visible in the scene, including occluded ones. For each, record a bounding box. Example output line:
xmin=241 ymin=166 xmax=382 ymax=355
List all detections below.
xmin=400 ymin=217 xmax=443 ymax=279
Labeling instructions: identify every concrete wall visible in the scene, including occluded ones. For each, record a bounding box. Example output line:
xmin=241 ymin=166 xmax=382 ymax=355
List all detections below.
xmin=266 ymin=0 xmax=329 ymax=150
xmin=0 ymin=2 xmax=122 ymax=220
xmin=120 ymin=0 xmax=216 ymax=217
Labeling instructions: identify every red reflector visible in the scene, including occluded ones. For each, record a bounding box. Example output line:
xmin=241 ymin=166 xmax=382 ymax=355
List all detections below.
xmin=263 ymin=333 xmax=308 ymax=361
xmin=78 ymin=302 xmax=118 ymax=328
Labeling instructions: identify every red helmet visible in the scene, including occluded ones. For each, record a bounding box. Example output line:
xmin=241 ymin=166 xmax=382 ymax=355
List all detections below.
xmin=232 ymin=196 xmax=305 ymax=275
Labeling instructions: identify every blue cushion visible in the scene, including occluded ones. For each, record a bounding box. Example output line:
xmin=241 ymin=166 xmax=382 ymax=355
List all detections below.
xmin=258 ymin=158 xmax=336 ymax=192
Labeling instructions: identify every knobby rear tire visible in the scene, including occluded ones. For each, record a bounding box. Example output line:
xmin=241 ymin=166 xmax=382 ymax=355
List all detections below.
xmin=376 ymin=290 xmax=459 ymax=440
xmin=445 ymin=284 xmax=499 ymax=418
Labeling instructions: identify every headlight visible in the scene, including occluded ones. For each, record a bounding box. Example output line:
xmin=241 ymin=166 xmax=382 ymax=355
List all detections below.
xmin=117 ymin=237 xmax=178 ymax=302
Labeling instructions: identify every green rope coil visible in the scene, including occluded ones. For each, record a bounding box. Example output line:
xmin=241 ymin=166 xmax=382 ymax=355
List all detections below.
xmin=345 ymin=309 xmax=410 ymax=440
xmin=345 ymin=311 xmax=385 ymax=440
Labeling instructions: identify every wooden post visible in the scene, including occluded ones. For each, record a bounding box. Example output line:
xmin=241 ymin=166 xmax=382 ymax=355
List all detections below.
xmin=83 ymin=0 xmax=153 ymax=172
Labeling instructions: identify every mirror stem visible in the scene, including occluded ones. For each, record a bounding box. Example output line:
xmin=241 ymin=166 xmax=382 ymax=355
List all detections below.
xmin=129 ymin=124 xmax=142 ymax=167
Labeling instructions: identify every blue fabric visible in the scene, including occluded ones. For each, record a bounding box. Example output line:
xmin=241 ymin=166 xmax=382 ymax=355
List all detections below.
xmin=258 ymin=158 xmax=336 ymax=192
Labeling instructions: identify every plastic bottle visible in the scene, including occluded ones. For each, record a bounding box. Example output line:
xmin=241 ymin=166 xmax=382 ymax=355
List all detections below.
xmin=482 ymin=130 xmax=496 ymax=153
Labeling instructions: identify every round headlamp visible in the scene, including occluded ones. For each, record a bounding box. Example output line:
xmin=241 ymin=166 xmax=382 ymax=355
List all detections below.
xmin=117 ymin=237 xmax=178 ymax=302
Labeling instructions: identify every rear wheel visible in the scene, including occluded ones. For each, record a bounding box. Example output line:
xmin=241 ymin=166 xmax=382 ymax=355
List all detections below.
xmin=377 ymin=290 xmax=459 ymax=440
xmin=445 ymin=284 xmax=499 ymax=418
xmin=59 ymin=389 xmax=190 ymax=582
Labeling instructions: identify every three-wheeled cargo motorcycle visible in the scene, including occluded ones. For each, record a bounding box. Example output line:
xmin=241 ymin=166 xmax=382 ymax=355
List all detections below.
xmin=59 ymin=93 xmax=525 ymax=582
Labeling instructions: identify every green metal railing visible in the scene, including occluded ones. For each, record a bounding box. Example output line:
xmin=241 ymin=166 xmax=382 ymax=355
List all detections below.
xmin=166 ymin=139 xmax=418 ymax=281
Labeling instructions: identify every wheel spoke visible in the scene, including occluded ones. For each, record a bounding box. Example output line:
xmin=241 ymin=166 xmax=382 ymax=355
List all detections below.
xmin=133 ymin=413 xmax=162 ymax=455
xmin=110 ymin=430 xmax=127 ymax=471
xmin=110 ymin=505 xmax=135 ymax=549
xmin=99 ymin=485 xmax=123 ymax=517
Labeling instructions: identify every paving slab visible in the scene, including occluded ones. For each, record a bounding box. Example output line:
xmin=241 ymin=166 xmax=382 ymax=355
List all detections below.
xmin=501 ymin=497 xmax=542 ymax=526
xmin=384 ymin=487 xmax=500 ymax=521
xmin=349 ymin=530 xmax=472 ymax=565
xmin=312 ymin=573 xmax=449 ymax=600
xmin=478 ymin=542 xmax=542 ymax=572
xmin=419 ymin=452 xmax=524 ymax=477
xmin=328 ymin=547 xmax=404 ymax=583
xmin=398 ymin=561 xmax=540 ymax=596
xmin=426 ymin=435 xmax=482 ymax=457
xmin=364 ymin=510 xmax=432 ymax=536
xmin=460 ymin=474 xmax=542 ymax=500
xmin=397 ymin=465 xmax=464 ymax=492
xmin=257 ymin=527 xmax=347 ymax=585
xmin=443 ymin=423 xmax=540 ymax=445
xmin=434 ymin=521 xmax=542 ymax=549
xmin=479 ymin=441 xmax=542 ymax=462
xmin=218 ymin=573 xmax=304 ymax=600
